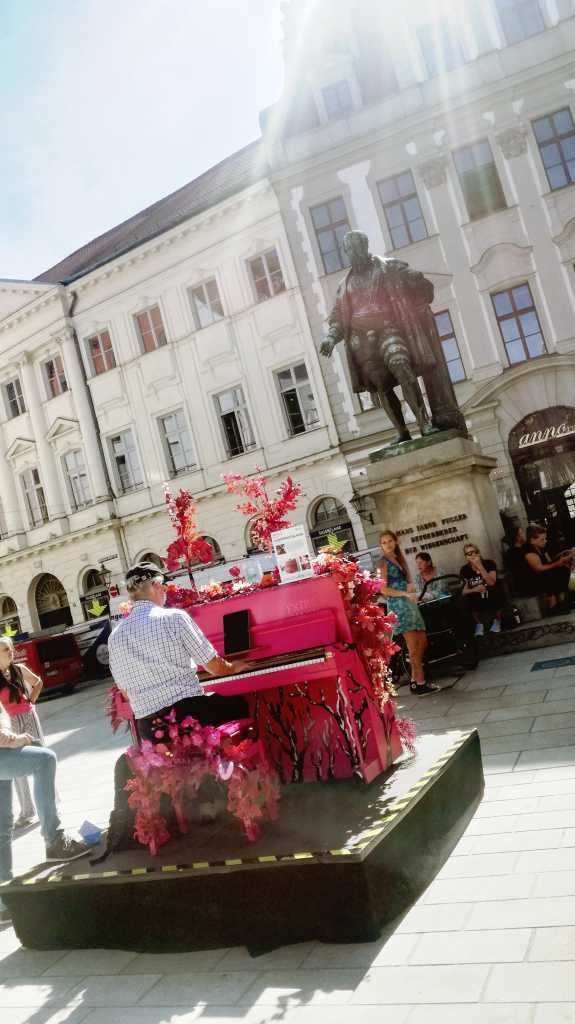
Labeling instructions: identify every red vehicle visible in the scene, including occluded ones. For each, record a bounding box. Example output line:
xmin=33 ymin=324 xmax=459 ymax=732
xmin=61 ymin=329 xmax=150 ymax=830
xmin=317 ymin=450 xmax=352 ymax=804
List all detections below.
xmin=14 ymin=633 xmax=85 ymax=696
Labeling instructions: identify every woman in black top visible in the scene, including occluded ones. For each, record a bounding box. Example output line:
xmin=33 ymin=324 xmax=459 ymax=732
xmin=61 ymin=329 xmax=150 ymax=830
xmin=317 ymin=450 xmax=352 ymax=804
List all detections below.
xmin=523 ymin=524 xmax=573 ymax=614
xmin=460 ymin=543 xmax=505 ymax=637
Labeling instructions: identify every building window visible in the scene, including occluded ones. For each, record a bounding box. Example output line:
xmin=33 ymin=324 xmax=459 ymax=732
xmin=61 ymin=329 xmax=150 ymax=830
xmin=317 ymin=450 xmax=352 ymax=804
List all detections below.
xmin=453 ymin=140 xmax=506 ymax=220
xmin=43 ymin=355 xmax=68 ymax=399
xmin=491 ymin=283 xmax=546 ymax=364
xmin=159 ymin=409 xmax=196 ymax=476
xmin=533 ymin=108 xmax=575 ymax=191
xmin=276 ymin=363 xmax=319 ymax=436
xmin=134 ymin=305 xmax=167 ymax=353
xmin=322 ymin=80 xmax=353 ymax=121
xmin=109 ymin=429 xmax=144 ymax=493
xmin=377 ymin=171 xmax=428 ymax=249
xmin=214 ymin=387 xmax=256 ymax=458
xmin=248 ymin=248 xmax=286 ymax=303
xmin=417 ymin=20 xmax=466 ymax=78
xmin=310 ymin=197 xmax=351 ymax=275
xmin=565 ymin=483 xmax=575 ymax=520
xmin=188 ymin=279 xmax=225 ymax=329
xmin=63 ymin=449 xmax=92 ymax=510
xmin=21 ymin=468 xmax=49 ymax=527
xmin=3 ymin=378 xmax=25 ymax=419
xmin=434 ymin=311 xmax=466 ymax=383
xmin=86 ymin=330 xmax=116 ymax=375
xmin=495 ymin=0 xmax=544 ymax=46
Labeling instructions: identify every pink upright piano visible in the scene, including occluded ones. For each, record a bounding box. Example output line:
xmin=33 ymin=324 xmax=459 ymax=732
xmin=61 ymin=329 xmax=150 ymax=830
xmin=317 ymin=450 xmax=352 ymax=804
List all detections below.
xmin=193 ymin=574 xmax=403 ymax=785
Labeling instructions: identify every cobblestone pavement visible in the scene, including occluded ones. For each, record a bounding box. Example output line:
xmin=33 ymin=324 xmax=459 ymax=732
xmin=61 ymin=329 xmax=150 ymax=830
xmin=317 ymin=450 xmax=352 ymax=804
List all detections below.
xmin=2 ymin=642 xmax=575 ymax=1023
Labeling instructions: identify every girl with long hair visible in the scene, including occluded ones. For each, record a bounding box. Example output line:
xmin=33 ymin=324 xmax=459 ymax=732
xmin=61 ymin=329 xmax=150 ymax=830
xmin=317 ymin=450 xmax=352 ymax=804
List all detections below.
xmin=0 ymin=637 xmax=45 ymax=827
xmin=378 ymin=530 xmax=437 ymax=696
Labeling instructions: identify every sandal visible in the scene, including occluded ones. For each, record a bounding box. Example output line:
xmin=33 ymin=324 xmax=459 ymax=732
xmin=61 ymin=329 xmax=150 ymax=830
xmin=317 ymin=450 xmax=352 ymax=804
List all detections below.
xmin=410 ymin=681 xmax=440 ymax=696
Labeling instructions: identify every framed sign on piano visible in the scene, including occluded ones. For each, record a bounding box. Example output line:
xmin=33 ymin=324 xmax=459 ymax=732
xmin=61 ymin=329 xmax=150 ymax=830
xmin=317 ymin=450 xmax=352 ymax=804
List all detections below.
xmin=271 ymin=524 xmax=314 ymax=584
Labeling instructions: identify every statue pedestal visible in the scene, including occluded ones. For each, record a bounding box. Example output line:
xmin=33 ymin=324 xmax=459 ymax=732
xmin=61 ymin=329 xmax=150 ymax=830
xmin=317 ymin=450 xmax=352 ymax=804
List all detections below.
xmin=360 ymin=436 xmax=502 ymax=571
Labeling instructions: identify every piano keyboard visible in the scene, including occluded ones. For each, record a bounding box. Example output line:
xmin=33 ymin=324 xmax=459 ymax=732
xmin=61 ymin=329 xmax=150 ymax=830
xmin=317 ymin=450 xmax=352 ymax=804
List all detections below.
xmin=201 ymin=651 xmax=331 ymax=686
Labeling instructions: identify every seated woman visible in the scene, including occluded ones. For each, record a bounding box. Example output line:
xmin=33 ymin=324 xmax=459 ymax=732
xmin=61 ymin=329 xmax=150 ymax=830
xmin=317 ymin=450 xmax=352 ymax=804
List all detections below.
xmin=413 ymin=552 xmax=450 ymax=601
xmin=378 ymin=531 xmax=438 ymax=697
xmin=522 ymin=524 xmax=573 ymax=614
xmin=503 ymin=526 xmax=532 ymax=597
xmin=460 ymin=543 xmax=506 ymax=637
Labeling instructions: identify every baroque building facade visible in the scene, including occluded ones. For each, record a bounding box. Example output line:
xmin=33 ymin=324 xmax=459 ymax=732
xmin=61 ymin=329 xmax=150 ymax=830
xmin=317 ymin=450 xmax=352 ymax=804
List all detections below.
xmin=2 ymin=0 xmax=575 ymax=632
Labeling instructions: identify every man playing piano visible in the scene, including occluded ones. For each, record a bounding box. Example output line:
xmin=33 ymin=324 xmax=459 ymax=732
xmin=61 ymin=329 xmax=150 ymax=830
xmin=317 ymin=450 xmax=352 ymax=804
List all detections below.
xmin=108 ymin=562 xmax=249 ymax=742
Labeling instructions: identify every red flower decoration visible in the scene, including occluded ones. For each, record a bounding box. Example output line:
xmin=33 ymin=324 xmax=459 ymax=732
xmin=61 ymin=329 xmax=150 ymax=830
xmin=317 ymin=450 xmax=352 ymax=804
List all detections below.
xmin=223 ymin=468 xmax=302 ymax=552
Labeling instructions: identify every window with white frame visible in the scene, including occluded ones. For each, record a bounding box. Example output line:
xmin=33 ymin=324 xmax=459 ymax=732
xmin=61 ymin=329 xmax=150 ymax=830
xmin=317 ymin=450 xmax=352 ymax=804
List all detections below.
xmin=495 ymin=0 xmax=544 ymax=46
xmin=21 ymin=468 xmax=49 ymax=527
xmin=322 ymin=80 xmax=353 ymax=121
xmin=134 ymin=304 xmax=167 ymax=353
xmin=434 ymin=311 xmax=466 ymax=383
xmin=43 ymin=355 xmax=68 ymax=399
xmin=188 ymin=279 xmax=225 ymax=329
xmin=108 ymin=429 xmax=144 ymax=492
xmin=248 ymin=249 xmax=286 ymax=303
xmin=158 ymin=409 xmax=196 ymax=476
xmin=63 ymin=449 xmax=92 ymax=510
xmin=417 ymin=19 xmax=466 ymax=77
xmin=275 ymin=364 xmax=319 ymax=436
xmin=3 ymin=377 xmax=25 ymax=419
xmin=377 ymin=171 xmax=428 ymax=248
xmin=214 ymin=387 xmax=256 ymax=458
xmin=453 ymin=140 xmax=507 ymax=220
xmin=310 ymin=197 xmax=351 ymax=275
xmin=533 ymin=109 xmax=575 ymax=191
xmin=86 ymin=330 xmax=116 ymax=375
xmin=491 ymin=283 xmax=546 ymax=364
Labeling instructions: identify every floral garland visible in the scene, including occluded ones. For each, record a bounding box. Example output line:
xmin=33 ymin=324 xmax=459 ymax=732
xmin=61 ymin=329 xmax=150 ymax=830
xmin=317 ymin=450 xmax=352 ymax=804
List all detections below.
xmin=124 ymin=713 xmax=280 ymax=854
xmin=223 ymin=468 xmax=302 ymax=552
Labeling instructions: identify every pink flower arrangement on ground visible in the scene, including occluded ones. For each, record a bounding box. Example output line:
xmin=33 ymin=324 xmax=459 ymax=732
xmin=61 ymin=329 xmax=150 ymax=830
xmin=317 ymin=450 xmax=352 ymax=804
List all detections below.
xmin=124 ymin=714 xmax=281 ymax=854
xmin=164 ymin=487 xmax=214 ymax=573
xmin=223 ymin=468 xmax=302 ymax=551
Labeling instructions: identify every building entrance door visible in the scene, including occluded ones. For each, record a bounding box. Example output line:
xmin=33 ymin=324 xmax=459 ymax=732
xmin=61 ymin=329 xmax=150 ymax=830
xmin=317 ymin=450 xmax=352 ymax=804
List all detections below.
xmin=509 ymin=406 xmax=575 ymax=549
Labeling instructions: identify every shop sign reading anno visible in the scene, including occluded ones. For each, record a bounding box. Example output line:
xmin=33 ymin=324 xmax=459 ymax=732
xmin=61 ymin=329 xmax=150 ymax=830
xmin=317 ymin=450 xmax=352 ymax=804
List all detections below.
xmin=518 ymin=422 xmax=575 ymax=449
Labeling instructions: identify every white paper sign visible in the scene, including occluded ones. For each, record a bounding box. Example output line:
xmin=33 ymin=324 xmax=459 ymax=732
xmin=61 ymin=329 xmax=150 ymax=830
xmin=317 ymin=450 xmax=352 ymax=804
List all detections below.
xmin=271 ymin=524 xmax=314 ymax=584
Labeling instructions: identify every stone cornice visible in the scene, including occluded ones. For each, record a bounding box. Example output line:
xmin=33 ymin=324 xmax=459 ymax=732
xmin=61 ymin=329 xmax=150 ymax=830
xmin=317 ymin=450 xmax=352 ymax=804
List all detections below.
xmin=0 ymin=289 xmax=62 ymax=335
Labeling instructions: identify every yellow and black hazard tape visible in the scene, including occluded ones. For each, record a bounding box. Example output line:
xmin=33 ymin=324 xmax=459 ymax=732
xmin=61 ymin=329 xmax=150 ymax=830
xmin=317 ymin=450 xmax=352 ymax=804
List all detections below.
xmin=5 ymin=730 xmax=475 ymax=889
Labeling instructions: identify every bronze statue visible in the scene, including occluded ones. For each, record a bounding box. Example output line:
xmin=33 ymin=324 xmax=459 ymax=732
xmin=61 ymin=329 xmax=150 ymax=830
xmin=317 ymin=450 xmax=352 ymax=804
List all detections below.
xmin=320 ymin=231 xmax=467 ymax=443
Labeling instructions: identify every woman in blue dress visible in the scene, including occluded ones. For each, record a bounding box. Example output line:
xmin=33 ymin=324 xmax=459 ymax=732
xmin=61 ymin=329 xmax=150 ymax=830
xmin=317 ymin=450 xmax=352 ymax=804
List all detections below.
xmin=378 ymin=530 xmax=438 ymax=696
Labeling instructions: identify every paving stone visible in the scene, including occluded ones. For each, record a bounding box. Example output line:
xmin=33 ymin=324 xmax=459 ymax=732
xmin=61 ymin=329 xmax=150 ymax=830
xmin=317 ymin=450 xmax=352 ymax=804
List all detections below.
xmin=486 ymin=698 xmax=575 ymax=722
xmin=532 ymin=870 xmax=575 ymax=898
xmin=474 ymin=797 xmax=539 ymax=818
xmin=124 ymin=949 xmax=231 ymax=973
xmin=478 ymin=718 xmax=535 ymax=738
xmin=529 ymin=926 xmax=575 ymax=961
xmin=533 ymin=711 xmax=575 ymax=732
xmin=546 ymin=687 xmax=575 ymax=702
xmin=301 ymin=934 xmax=417 ymax=968
xmin=467 ymin=896 xmax=575 ymax=930
xmin=515 ymin=745 xmax=575 ymax=771
xmin=396 ymin=903 xmax=472 ymax=932
xmin=410 ymin=927 xmax=530 ymax=964
xmin=436 ymin=852 xmax=518 ymax=878
xmin=237 ymin=969 xmax=365 ymax=1006
xmin=482 ymin=753 xmax=520 ymax=774
xmin=517 ymin=848 xmax=575 ymax=874
xmin=0 ymin=976 xmax=83 ymax=1006
xmin=84 ymin=1008 xmax=409 ymax=1024
xmin=47 ymin=948 xmax=139 ymax=976
xmin=408 ymin=1006 xmax=532 ymax=1024
xmin=65 ymin=974 xmax=161 ymax=1006
xmin=349 ymin=964 xmax=489 ymax=1004
xmin=140 ymin=971 xmax=265 ymax=1006
xmin=486 ymin=962 xmax=575 ymax=1002
xmin=219 ymin=943 xmax=314 ymax=969
xmin=423 ymin=874 xmax=535 ymax=905
xmin=0 ymin=949 xmax=68 ymax=978
xmin=469 ymin=810 xmax=575 ymax=836
xmin=533 ymin=1005 xmax=575 ymax=1023
xmin=456 ymin=829 xmax=563 ymax=854
xmin=0 ymin=1008 xmax=93 ymax=1024
xmin=481 ymin=730 xmax=575 ymax=756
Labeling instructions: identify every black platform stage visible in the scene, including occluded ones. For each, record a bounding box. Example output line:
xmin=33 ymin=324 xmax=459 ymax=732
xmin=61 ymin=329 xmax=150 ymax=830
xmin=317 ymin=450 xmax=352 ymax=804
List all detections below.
xmin=3 ymin=729 xmax=483 ymax=953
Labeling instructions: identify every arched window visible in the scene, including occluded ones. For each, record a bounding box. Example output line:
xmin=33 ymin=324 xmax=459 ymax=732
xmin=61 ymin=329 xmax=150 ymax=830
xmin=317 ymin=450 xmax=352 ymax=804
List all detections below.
xmin=139 ymin=552 xmax=164 ymax=569
xmin=309 ymin=496 xmax=357 ymax=554
xmin=245 ymin=518 xmax=265 ymax=555
xmin=81 ymin=568 xmax=110 ymax=621
xmin=190 ymin=536 xmax=223 ymax=565
xmin=34 ymin=574 xmax=72 ymax=630
xmin=0 ymin=596 xmax=21 ymax=637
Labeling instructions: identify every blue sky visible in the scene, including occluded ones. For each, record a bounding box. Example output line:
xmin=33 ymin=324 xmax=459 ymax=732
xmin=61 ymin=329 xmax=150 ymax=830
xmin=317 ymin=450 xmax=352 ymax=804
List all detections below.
xmin=0 ymin=0 xmax=284 ymax=280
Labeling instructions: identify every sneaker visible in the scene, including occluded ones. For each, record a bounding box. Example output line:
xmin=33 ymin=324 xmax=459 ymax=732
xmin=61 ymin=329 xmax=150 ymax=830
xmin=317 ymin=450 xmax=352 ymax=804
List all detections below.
xmin=14 ymin=815 xmax=37 ymax=830
xmin=474 ymin=623 xmax=484 ymax=637
xmin=490 ymin=619 xmax=501 ymax=634
xmin=410 ymin=681 xmax=440 ymax=696
xmin=45 ymin=834 xmax=91 ymax=863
